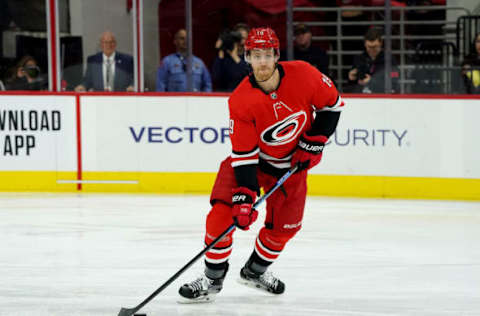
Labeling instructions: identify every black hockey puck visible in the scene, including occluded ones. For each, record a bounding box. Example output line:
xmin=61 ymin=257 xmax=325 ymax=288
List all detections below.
xmin=134 ymin=314 xmax=146 ymax=316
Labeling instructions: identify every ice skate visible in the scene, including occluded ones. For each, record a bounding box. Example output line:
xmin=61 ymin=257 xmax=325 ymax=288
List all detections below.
xmin=238 ymin=266 xmax=285 ymax=294
xmin=178 ymin=274 xmax=225 ymax=303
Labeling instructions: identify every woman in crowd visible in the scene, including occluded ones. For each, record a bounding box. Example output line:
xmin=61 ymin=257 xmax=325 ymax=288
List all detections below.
xmin=5 ymin=55 xmax=46 ymax=90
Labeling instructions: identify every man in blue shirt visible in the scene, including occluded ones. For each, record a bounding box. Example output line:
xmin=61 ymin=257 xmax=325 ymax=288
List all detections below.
xmin=156 ymin=29 xmax=212 ymax=92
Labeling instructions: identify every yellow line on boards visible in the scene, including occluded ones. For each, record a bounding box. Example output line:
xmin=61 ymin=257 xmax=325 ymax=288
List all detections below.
xmin=0 ymin=171 xmax=78 ymax=192
xmin=0 ymin=171 xmax=479 ymax=201
xmin=307 ymin=174 xmax=480 ymax=200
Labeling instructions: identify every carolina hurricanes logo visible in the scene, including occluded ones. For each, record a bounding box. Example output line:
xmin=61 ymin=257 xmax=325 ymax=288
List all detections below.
xmin=260 ymin=111 xmax=307 ymax=146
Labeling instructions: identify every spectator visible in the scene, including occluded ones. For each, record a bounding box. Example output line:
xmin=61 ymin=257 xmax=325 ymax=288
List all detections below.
xmin=232 ymin=23 xmax=250 ymax=56
xmin=5 ymin=55 xmax=47 ymax=90
xmin=215 ymin=24 xmax=250 ymax=60
xmin=75 ymin=31 xmax=134 ymax=92
xmin=347 ymin=27 xmax=399 ymax=93
xmin=282 ymin=24 xmax=329 ymax=75
xmin=156 ymin=29 xmax=212 ymax=92
xmin=461 ymin=32 xmax=480 ymax=94
xmin=212 ymin=29 xmax=249 ymax=92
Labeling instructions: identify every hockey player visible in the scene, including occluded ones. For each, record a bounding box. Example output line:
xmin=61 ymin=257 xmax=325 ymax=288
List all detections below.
xmin=178 ymin=27 xmax=344 ymax=303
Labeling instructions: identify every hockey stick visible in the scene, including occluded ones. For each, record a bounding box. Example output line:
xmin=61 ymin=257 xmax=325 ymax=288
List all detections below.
xmin=117 ymin=164 xmax=299 ymax=316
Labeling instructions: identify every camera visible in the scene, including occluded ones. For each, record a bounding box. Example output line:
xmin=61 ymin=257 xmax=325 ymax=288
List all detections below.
xmin=357 ymin=64 xmax=371 ymax=80
xmin=219 ymin=30 xmax=242 ymax=52
xmin=23 ymin=65 xmax=41 ymax=78
xmin=357 ymin=63 xmax=371 ymax=80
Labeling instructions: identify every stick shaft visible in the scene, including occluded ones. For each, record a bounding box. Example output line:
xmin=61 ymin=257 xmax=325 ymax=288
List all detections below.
xmin=118 ymin=164 xmax=298 ymax=316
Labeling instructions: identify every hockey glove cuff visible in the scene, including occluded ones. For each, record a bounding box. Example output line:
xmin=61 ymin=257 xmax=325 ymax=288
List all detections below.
xmin=231 ymin=187 xmax=258 ymax=230
xmin=291 ymin=133 xmax=328 ymax=171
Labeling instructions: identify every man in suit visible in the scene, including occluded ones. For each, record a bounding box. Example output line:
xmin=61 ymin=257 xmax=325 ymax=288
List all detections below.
xmin=75 ymin=31 xmax=134 ymax=92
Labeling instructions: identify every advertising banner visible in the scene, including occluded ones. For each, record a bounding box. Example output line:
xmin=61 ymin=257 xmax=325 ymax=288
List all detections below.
xmin=81 ymin=96 xmax=230 ymax=172
xmin=320 ymin=98 xmax=480 ymax=178
xmin=81 ymin=96 xmax=480 ymax=179
xmin=0 ymin=95 xmax=77 ymax=171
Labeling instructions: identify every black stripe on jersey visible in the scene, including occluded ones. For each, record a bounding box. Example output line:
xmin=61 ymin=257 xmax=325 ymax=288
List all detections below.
xmin=316 ymin=94 xmax=342 ymax=111
xmin=259 ymin=151 xmax=292 ymax=162
xmin=232 ymin=146 xmax=259 ymax=157
xmin=326 ymin=95 xmax=340 ymax=108
xmin=234 ymin=164 xmax=259 ymax=194
xmin=205 ymin=243 xmax=232 ymax=250
xmin=259 ymin=159 xmax=289 ymax=178
xmin=307 ymin=111 xmax=340 ymax=138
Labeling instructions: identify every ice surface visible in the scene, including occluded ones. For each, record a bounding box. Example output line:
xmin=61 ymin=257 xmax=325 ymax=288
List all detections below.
xmin=0 ymin=193 xmax=479 ymax=316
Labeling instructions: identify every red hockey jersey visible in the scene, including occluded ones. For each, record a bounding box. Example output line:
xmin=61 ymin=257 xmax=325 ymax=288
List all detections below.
xmin=228 ymin=60 xmax=344 ymax=169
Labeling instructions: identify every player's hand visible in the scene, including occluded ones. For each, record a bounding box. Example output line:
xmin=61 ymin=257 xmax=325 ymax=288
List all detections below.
xmin=291 ymin=133 xmax=327 ymax=171
xmin=231 ymin=187 xmax=258 ymax=230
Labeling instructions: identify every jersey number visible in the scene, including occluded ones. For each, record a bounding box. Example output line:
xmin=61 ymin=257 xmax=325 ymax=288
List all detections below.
xmin=322 ymin=74 xmax=332 ymax=88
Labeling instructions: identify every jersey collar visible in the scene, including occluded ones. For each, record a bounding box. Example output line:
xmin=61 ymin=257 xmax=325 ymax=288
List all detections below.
xmin=248 ymin=63 xmax=285 ymax=95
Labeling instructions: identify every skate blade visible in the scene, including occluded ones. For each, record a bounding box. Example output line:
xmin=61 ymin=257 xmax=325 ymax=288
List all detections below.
xmin=237 ymin=277 xmax=277 ymax=294
xmin=177 ymin=293 xmax=217 ymax=304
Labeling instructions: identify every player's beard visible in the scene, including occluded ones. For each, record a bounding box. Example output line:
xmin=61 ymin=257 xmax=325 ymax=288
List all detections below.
xmin=253 ymin=64 xmax=276 ymax=82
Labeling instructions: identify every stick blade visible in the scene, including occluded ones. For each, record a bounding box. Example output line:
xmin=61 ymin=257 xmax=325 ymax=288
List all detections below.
xmin=117 ymin=307 xmax=136 ymax=316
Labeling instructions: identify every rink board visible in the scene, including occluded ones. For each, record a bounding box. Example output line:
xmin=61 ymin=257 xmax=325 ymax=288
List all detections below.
xmin=0 ymin=95 xmax=78 ymax=191
xmin=0 ymin=93 xmax=479 ymax=200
